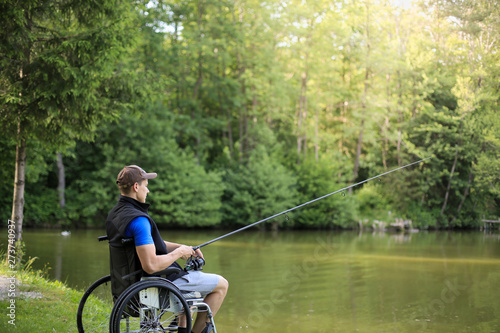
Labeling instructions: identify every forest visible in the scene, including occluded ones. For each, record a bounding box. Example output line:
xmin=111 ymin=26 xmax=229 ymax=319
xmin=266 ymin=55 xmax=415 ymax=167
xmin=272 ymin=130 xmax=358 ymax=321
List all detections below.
xmin=1 ymin=0 xmax=499 ymax=233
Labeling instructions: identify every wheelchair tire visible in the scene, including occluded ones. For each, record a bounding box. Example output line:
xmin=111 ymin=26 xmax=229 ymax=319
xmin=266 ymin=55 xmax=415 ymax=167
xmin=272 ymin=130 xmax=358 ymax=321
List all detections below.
xmin=109 ymin=279 xmax=192 ymax=333
xmin=77 ymin=275 xmax=114 ymax=333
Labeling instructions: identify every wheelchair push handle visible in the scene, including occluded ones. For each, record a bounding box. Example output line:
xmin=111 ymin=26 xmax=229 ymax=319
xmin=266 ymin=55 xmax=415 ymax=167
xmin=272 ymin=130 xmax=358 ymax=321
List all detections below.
xmin=97 ymin=236 xmax=133 ymax=244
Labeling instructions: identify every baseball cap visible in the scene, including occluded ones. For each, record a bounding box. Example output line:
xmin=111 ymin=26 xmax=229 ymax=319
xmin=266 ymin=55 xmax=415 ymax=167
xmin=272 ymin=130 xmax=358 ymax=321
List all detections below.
xmin=116 ymin=165 xmax=157 ymax=189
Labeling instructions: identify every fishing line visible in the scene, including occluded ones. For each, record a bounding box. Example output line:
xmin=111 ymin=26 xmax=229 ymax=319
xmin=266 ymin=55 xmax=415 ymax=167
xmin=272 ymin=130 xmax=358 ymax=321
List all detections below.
xmin=192 ymin=157 xmax=431 ymax=251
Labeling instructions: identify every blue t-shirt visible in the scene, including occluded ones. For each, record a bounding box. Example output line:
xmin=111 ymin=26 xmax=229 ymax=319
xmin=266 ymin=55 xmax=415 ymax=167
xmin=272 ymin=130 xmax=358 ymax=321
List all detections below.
xmin=124 ymin=216 xmax=154 ymax=246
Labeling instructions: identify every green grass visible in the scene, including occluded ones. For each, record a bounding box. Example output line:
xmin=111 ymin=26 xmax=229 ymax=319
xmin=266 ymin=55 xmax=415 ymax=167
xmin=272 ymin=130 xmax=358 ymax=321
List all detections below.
xmin=0 ymin=259 xmax=82 ymax=333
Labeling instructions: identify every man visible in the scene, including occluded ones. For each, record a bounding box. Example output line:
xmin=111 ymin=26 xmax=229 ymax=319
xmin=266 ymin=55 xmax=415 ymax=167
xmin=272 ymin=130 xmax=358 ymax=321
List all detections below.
xmin=106 ymin=165 xmax=228 ymax=333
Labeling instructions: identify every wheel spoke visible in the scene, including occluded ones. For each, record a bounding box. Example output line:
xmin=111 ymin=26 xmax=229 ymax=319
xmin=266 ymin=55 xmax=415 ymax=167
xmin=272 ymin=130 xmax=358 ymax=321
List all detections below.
xmin=77 ymin=275 xmax=113 ymax=333
xmin=111 ymin=281 xmax=192 ymax=333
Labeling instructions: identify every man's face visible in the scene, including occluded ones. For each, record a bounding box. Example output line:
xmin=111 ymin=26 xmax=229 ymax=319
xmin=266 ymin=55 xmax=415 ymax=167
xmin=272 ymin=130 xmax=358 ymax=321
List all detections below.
xmin=136 ymin=179 xmax=150 ymax=203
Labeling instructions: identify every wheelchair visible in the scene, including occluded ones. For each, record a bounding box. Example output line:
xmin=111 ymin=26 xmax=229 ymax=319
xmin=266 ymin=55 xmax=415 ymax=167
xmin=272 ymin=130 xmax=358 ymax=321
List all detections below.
xmin=76 ymin=236 xmax=217 ymax=333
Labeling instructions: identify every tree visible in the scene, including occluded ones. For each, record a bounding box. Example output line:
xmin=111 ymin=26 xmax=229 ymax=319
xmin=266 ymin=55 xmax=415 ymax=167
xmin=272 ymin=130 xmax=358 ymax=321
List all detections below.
xmin=0 ymin=0 xmax=139 ymax=243
xmin=294 ymin=154 xmax=357 ymax=228
xmin=63 ymin=103 xmax=226 ymax=228
xmin=222 ymin=137 xmax=298 ymax=231
xmin=2 ymin=0 xmax=498 ymax=231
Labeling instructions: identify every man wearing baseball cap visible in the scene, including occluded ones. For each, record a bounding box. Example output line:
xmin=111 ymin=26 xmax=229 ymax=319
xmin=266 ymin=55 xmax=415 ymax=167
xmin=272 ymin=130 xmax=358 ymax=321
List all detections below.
xmin=106 ymin=165 xmax=228 ymax=333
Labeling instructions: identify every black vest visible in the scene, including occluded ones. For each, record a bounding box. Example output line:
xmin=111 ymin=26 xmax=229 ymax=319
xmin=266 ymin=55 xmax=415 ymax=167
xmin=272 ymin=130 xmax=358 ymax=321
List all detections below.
xmin=106 ymin=195 xmax=186 ymax=299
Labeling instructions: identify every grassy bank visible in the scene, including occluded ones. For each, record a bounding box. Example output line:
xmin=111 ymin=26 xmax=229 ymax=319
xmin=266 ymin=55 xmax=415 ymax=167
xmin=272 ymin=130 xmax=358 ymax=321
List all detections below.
xmin=0 ymin=259 xmax=81 ymax=333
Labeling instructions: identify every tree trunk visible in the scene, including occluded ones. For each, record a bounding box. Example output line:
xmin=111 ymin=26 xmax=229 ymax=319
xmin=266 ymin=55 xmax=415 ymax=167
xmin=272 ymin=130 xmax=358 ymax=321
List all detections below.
xmin=456 ymin=169 xmax=474 ymax=214
xmin=353 ymin=117 xmax=365 ymax=181
xmin=297 ymin=71 xmax=308 ymax=163
xmin=11 ymin=138 xmax=27 ymax=243
xmin=297 ymin=25 xmax=312 ymax=165
xmin=339 ymin=101 xmax=346 ymax=154
xmin=314 ymin=107 xmax=319 ymax=162
xmin=191 ymin=1 xmax=205 ymax=165
xmin=353 ymin=66 xmax=369 ymax=182
xmin=11 ymin=10 xmax=31 ymax=246
xmin=441 ymin=144 xmax=459 ymax=217
xmin=232 ymin=6 xmax=245 ymax=163
xmin=250 ymin=85 xmax=257 ymax=150
xmin=352 ymin=1 xmax=371 ymax=185
xmin=396 ymin=70 xmax=403 ymax=166
xmin=192 ymin=50 xmax=203 ymax=102
xmin=339 ymin=65 xmax=349 ymax=155
xmin=239 ymin=75 xmax=247 ymax=163
xmin=217 ymin=53 xmax=234 ymax=158
xmin=383 ymin=73 xmax=391 ymax=169
xmin=395 ymin=11 xmax=406 ymax=167
xmin=450 ymin=169 xmax=474 ymax=225
xmin=56 ymin=152 xmax=66 ymax=209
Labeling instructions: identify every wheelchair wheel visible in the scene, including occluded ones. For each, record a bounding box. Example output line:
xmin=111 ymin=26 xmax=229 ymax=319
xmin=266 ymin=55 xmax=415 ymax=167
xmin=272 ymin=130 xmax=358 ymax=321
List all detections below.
xmin=109 ymin=279 xmax=192 ymax=333
xmin=77 ymin=275 xmax=114 ymax=333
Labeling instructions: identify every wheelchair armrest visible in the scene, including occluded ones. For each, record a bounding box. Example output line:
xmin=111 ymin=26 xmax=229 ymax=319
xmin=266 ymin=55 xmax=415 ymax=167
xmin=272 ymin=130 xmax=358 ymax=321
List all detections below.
xmin=151 ymin=267 xmax=181 ymax=276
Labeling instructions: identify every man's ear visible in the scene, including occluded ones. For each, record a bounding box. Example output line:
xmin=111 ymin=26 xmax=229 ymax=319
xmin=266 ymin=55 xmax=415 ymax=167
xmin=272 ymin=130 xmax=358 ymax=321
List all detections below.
xmin=132 ymin=182 xmax=139 ymax=192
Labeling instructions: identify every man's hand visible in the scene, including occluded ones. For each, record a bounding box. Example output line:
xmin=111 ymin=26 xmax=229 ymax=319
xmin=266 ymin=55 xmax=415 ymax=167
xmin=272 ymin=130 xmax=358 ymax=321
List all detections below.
xmin=194 ymin=248 xmax=204 ymax=259
xmin=173 ymin=245 xmax=196 ymax=260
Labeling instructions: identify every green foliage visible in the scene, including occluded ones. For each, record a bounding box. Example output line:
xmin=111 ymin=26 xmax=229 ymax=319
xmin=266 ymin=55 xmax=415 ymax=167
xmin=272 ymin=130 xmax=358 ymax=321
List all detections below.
xmin=24 ymin=189 xmax=62 ymax=225
xmin=1 ymin=0 xmax=499 ymax=229
xmin=0 ymin=0 xmax=140 ymax=147
xmin=355 ymin=183 xmax=391 ymax=222
xmin=293 ymin=154 xmax=357 ymax=229
xmin=406 ymin=202 xmax=439 ymax=229
xmin=62 ymin=104 xmax=225 ymax=228
xmin=150 ymin=151 xmax=225 ymax=227
xmin=0 ymin=138 xmax=64 ymax=226
xmin=222 ymin=145 xmax=298 ymax=229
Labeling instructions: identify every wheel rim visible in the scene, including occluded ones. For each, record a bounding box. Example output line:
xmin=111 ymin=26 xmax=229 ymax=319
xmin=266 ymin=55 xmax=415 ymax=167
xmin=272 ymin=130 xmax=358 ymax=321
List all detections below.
xmin=77 ymin=275 xmax=114 ymax=333
xmin=111 ymin=280 xmax=191 ymax=333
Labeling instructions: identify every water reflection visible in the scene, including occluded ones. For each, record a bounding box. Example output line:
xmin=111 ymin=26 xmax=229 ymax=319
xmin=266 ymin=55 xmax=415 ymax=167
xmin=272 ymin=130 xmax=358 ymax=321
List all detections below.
xmin=10 ymin=229 xmax=500 ymax=332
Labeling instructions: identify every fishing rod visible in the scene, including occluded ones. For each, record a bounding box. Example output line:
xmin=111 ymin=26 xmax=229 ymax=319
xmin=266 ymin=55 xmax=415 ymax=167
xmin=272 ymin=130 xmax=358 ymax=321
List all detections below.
xmin=191 ymin=157 xmax=431 ymax=252
xmin=185 ymin=157 xmax=431 ymax=271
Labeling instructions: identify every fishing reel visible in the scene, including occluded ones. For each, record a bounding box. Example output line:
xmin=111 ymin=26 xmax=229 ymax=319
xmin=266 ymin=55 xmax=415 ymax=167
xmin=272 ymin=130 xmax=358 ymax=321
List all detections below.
xmin=185 ymin=256 xmax=205 ymax=271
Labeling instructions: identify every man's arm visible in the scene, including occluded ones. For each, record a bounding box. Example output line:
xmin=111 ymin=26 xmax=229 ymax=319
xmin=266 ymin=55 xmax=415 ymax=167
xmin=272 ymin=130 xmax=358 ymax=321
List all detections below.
xmin=136 ymin=243 xmax=194 ymax=274
xmin=164 ymin=241 xmax=182 ymax=252
xmin=165 ymin=241 xmax=204 ymax=259
xmin=126 ymin=217 xmax=195 ymax=274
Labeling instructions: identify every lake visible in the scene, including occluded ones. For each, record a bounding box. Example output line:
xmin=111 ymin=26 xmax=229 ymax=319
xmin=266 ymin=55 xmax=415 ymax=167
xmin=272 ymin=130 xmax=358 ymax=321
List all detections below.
xmin=14 ymin=229 xmax=500 ymax=332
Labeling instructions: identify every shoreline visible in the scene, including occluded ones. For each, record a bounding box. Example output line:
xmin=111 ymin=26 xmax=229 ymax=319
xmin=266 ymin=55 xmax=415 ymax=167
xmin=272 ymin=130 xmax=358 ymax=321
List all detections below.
xmin=0 ymin=266 xmax=81 ymax=332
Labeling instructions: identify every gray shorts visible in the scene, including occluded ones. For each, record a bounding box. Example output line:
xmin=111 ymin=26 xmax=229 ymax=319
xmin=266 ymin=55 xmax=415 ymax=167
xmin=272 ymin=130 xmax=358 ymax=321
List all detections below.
xmin=172 ymin=271 xmax=220 ymax=297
